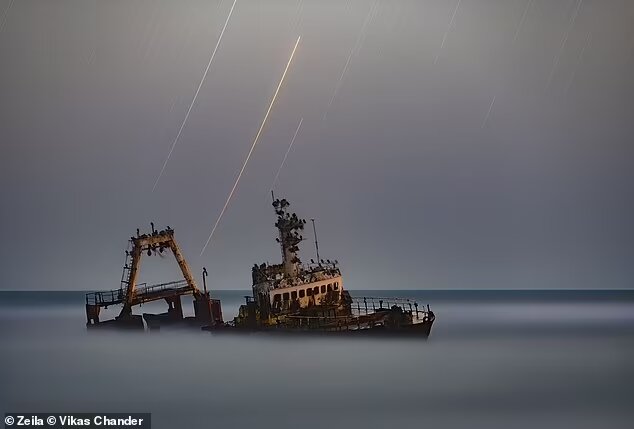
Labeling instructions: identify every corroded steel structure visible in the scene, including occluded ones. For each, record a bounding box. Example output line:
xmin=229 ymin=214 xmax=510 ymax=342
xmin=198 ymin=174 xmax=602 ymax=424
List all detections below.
xmin=231 ymin=198 xmax=435 ymax=337
xmin=85 ymin=226 xmax=222 ymax=329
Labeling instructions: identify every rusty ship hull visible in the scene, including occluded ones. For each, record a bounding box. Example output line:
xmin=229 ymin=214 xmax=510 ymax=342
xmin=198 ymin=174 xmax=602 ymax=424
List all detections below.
xmin=203 ymin=315 xmax=435 ymax=338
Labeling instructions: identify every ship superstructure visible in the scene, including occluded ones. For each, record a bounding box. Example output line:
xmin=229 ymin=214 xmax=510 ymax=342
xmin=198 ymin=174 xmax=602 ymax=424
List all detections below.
xmin=233 ymin=198 xmax=435 ymax=337
xmin=235 ymin=198 xmax=351 ymax=328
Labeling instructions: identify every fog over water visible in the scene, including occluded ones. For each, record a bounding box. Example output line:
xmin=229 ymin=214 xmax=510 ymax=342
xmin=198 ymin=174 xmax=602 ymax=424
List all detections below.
xmin=1 ymin=291 xmax=633 ymax=429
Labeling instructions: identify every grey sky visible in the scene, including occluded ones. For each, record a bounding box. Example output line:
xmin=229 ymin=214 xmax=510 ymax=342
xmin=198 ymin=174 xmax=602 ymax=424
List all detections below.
xmin=1 ymin=0 xmax=633 ymax=290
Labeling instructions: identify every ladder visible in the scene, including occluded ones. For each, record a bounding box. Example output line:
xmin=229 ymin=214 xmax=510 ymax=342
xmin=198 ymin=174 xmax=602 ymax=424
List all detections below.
xmin=118 ymin=240 xmax=133 ymax=298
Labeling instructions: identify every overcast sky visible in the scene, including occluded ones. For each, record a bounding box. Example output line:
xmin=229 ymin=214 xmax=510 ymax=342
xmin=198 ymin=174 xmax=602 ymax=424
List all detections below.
xmin=1 ymin=0 xmax=633 ymax=291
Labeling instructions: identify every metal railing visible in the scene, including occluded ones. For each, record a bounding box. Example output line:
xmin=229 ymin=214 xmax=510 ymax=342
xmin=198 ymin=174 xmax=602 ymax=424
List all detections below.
xmin=135 ymin=279 xmax=189 ymax=295
xmin=85 ymin=280 xmax=193 ymax=307
xmin=86 ymin=289 xmax=126 ymax=306
xmin=349 ymin=296 xmax=431 ymax=320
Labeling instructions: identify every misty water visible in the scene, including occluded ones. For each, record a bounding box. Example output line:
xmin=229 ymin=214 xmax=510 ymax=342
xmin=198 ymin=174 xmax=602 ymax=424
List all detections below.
xmin=1 ymin=290 xmax=633 ymax=429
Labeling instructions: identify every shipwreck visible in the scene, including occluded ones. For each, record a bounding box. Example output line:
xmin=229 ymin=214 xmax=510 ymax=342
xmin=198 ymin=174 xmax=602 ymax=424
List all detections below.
xmin=85 ymin=198 xmax=435 ymax=338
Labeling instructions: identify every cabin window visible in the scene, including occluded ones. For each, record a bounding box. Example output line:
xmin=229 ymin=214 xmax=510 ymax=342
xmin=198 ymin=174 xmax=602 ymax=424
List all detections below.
xmin=307 ymin=288 xmax=312 ymax=296
xmin=321 ymin=285 xmax=326 ymax=294
xmin=291 ymin=291 xmax=297 ymax=300
xmin=327 ymin=284 xmax=332 ymax=292
xmin=334 ymin=282 xmax=339 ymax=290
xmin=299 ymin=290 xmax=305 ymax=298
xmin=283 ymin=292 xmax=290 ymax=301
xmin=273 ymin=294 xmax=281 ymax=302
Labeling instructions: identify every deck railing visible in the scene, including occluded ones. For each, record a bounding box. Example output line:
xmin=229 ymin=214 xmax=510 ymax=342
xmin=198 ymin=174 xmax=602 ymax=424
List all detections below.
xmin=85 ymin=279 xmax=193 ymax=307
xmin=350 ymin=296 xmax=426 ymax=315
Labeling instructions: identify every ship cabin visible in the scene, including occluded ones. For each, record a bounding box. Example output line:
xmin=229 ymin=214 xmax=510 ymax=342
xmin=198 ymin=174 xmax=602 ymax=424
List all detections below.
xmin=240 ymin=198 xmax=348 ymax=325
xmin=270 ymin=277 xmax=342 ymax=311
xmin=252 ymin=261 xmax=344 ymax=315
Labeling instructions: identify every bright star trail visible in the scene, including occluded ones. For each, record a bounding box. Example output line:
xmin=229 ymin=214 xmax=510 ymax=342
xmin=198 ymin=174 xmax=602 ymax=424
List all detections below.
xmin=355 ymin=0 xmax=380 ymax=57
xmin=548 ymin=0 xmax=583 ymax=86
xmin=513 ymin=0 xmax=533 ymax=44
xmin=271 ymin=117 xmax=303 ymax=191
xmin=323 ymin=48 xmax=354 ymax=121
xmin=323 ymin=1 xmax=379 ymax=121
xmin=292 ymin=0 xmax=305 ymax=30
xmin=200 ymin=36 xmax=302 ymax=256
xmin=152 ymin=0 xmax=237 ymax=192
xmin=434 ymin=0 xmax=462 ymax=65
xmin=482 ymin=0 xmax=533 ymax=130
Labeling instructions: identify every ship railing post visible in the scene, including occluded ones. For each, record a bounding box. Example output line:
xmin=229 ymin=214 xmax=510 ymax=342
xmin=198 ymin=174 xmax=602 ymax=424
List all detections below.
xmin=364 ymin=297 xmax=368 ymax=315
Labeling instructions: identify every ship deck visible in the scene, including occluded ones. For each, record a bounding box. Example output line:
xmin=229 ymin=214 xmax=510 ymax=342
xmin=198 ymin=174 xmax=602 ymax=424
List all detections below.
xmin=85 ymin=280 xmax=195 ymax=308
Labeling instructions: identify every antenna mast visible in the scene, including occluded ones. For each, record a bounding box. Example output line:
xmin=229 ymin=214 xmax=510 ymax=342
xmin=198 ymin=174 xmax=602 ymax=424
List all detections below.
xmin=311 ymin=218 xmax=321 ymax=265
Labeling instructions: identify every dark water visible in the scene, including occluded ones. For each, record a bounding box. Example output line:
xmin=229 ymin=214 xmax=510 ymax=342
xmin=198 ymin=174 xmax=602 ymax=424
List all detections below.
xmin=1 ymin=290 xmax=633 ymax=429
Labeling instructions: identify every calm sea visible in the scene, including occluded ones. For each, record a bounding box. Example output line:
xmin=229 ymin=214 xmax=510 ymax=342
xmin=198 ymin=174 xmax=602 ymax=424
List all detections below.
xmin=1 ymin=290 xmax=633 ymax=429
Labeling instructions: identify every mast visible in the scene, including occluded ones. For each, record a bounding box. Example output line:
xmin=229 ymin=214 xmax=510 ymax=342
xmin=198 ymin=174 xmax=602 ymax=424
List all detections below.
xmin=272 ymin=198 xmax=306 ymax=277
xmin=311 ymin=218 xmax=321 ymax=265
